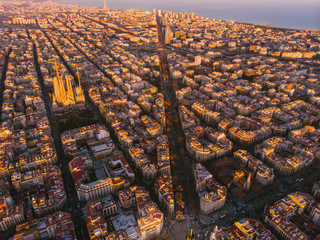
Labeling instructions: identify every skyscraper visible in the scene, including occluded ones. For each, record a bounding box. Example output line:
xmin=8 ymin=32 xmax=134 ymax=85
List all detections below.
xmin=165 ymin=24 xmax=171 ymax=45
xmin=104 ymin=0 xmax=108 ymax=10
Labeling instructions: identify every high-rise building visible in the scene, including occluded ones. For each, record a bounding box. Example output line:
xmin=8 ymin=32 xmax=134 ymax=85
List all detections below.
xmin=162 ymin=17 xmax=167 ymax=26
xmin=165 ymin=24 xmax=171 ymax=45
xmin=104 ymin=0 xmax=108 ymax=10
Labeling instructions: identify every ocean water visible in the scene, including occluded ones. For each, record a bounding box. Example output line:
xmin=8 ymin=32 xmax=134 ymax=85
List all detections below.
xmin=57 ymin=0 xmax=320 ymax=30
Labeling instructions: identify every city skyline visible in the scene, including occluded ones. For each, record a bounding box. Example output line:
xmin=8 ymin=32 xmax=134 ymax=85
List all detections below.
xmin=56 ymin=0 xmax=320 ymax=30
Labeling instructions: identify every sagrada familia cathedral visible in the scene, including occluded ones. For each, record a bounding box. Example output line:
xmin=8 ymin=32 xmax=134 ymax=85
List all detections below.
xmin=51 ymin=66 xmax=85 ymax=111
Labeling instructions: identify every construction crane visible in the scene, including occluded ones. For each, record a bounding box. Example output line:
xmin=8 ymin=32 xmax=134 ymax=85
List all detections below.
xmin=42 ymin=59 xmax=63 ymax=79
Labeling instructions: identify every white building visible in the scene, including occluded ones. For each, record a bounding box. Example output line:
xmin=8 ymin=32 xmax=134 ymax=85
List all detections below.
xmin=77 ymin=178 xmax=114 ymax=202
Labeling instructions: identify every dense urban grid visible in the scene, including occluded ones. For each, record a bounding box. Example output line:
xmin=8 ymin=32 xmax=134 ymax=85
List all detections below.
xmin=0 ymin=0 xmax=319 ymax=239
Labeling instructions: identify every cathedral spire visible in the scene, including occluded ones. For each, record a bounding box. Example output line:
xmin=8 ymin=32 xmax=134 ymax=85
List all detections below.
xmin=66 ymin=76 xmax=75 ymax=102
